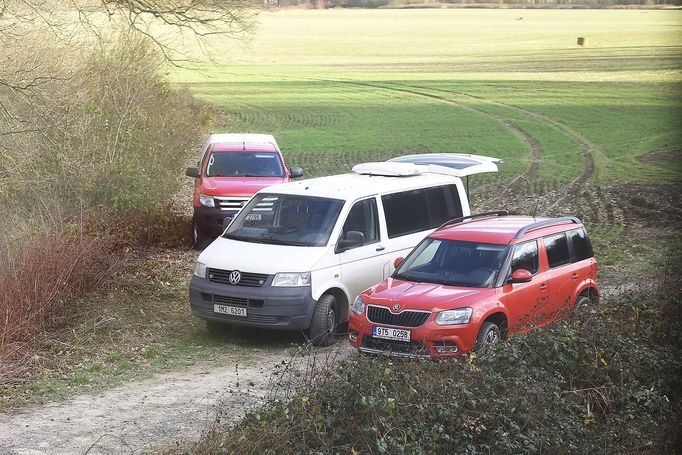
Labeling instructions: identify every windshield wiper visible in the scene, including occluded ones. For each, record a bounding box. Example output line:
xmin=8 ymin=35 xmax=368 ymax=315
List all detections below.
xmin=223 ymin=233 xmax=259 ymax=243
xmin=258 ymin=238 xmax=308 ymax=246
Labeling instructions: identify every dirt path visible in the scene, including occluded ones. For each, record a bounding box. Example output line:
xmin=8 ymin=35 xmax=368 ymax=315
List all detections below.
xmin=0 ymin=343 xmax=353 ymax=455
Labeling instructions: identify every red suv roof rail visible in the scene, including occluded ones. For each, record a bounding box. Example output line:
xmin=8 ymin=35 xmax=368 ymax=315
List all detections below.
xmin=513 ymin=217 xmax=581 ymax=240
xmin=436 ymin=211 xmax=509 ymax=231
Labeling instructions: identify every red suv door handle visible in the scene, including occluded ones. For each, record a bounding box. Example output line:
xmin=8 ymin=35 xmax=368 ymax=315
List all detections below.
xmin=539 ymin=283 xmax=548 ymax=291
xmin=571 ymin=273 xmax=579 ymax=279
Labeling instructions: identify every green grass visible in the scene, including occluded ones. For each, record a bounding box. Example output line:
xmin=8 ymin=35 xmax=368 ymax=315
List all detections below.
xmin=170 ymin=9 xmax=682 ymax=187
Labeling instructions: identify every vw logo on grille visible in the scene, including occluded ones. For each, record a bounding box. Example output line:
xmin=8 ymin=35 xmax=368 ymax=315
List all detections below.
xmin=228 ymin=270 xmax=242 ymax=285
xmin=392 ymin=303 xmax=400 ymax=312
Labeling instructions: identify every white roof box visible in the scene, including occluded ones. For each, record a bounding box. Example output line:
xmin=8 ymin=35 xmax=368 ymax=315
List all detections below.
xmin=353 ymin=153 xmax=501 ymax=178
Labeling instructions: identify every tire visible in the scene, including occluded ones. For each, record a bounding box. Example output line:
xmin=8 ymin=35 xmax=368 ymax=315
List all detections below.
xmin=573 ymin=294 xmax=592 ymax=314
xmin=192 ymin=216 xmax=207 ymax=250
xmin=307 ymin=294 xmax=338 ymax=347
xmin=206 ymin=320 xmax=230 ymax=336
xmin=475 ymin=322 xmax=501 ymax=353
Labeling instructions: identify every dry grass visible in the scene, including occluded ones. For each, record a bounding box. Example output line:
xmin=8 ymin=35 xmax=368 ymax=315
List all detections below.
xmin=0 ymin=232 xmax=119 ymax=369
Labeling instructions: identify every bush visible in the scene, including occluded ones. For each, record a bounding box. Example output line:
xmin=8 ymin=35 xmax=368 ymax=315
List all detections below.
xmin=0 ymin=30 xmax=211 ymax=366
xmin=0 ymin=231 xmax=118 ymax=361
xmin=0 ymin=32 xmax=211 ymax=229
xmin=185 ymin=284 xmax=682 ymax=454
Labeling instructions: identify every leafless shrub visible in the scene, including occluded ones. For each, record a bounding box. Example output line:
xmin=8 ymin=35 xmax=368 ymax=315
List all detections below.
xmin=0 ymin=230 xmax=119 ymax=365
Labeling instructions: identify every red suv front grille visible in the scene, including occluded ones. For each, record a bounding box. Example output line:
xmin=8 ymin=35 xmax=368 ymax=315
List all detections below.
xmin=366 ymin=305 xmax=430 ymax=328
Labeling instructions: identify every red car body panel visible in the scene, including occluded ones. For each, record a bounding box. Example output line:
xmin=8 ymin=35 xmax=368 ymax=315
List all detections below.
xmin=348 ymin=215 xmax=599 ymax=358
xmin=193 ymin=176 xmax=287 ymax=207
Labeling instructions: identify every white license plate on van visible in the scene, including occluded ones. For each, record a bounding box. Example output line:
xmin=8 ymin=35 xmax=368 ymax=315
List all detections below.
xmin=214 ymin=305 xmax=247 ymax=317
xmin=372 ymin=326 xmax=411 ymax=342
xmin=245 ymin=213 xmax=262 ymax=221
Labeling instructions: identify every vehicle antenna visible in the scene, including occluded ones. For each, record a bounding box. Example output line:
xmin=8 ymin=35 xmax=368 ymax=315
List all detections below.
xmin=532 ymin=200 xmax=539 ymax=222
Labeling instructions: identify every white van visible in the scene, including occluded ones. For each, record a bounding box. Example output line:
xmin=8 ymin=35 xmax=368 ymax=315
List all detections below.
xmin=189 ymin=154 xmax=500 ymax=345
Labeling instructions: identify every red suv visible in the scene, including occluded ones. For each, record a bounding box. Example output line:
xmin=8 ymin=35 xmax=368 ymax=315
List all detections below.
xmin=348 ymin=212 xmax=599 ymax=358
xmin=185 ymin=134 xmax=303 ymax=248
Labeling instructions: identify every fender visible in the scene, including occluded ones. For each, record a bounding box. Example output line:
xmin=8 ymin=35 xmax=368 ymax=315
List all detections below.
xmin=476 ymin=301 xmax=510 ymax=331
xmin=311 ymin=274 xmax=352 ymax=305
xmin=575 ymin=279 xmax=599 ymax=302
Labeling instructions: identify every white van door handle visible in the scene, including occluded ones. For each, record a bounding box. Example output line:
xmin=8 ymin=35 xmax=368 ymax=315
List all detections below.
xmin=376 ymin=245 xmax=385 ymax=251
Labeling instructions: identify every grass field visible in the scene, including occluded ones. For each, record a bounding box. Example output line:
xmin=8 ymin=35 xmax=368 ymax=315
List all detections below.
xmin=170 ymin=8 xmax=681 ymax=257
xmin=171 ymin=9 xmax=681 ymax=185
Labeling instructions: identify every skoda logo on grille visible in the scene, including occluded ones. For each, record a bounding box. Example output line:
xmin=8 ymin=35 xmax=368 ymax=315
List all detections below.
xmin=392 ymin=303 xmax=400 ymax=312
xmin=228 ymin=270 xmax=242 ymax=285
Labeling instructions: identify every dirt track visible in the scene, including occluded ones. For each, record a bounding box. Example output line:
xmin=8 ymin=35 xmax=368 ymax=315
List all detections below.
xmin=0 ymin=344 xmax=352 ymax=455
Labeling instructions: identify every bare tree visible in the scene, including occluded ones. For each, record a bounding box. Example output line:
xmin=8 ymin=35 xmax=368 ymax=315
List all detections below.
xmin=0 ymin=0 xmax=256 ymax=61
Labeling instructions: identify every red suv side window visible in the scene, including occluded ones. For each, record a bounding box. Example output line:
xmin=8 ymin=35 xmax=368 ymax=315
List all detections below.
xmin=567 ymin=228 xmax=593 ymax=262
xmin=543 ymin=234 xmax=571 ymax=268
xmin=510 ymin=240 xmax=539 ymax=275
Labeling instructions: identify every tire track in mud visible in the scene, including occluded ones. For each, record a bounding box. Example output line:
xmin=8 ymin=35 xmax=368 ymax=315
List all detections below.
xmin=216 ymin=72 xmax=594 ymax=214
xmin=385 ymin=82 xmax=596 ymax=214
xmin=332 ymin=80 xmax=544 ymax=205
xmin=217 ymin=72 xmax=542 ymax=198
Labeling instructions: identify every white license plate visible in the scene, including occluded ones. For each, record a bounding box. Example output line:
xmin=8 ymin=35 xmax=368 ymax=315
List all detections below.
xmin=213 ymin=304 xmax=247 ymax=317
xmin=372 ymin=326 xmax=411 ymax=342
xmin=245 ymin=213 xmax=262 ymax=221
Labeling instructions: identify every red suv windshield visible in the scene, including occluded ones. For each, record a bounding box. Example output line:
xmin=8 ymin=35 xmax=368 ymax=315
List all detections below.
xmin=393 ymin=238 xmax=510 ymax=288
xmin=205 ymin=151 xmax=285 ymax=178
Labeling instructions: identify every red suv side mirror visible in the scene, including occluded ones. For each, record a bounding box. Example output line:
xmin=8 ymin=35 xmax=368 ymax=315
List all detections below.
xmin=510 ymin=269 xmax=532 ymax=283
xmin=394 ymin=257 xmax=405 ymax=269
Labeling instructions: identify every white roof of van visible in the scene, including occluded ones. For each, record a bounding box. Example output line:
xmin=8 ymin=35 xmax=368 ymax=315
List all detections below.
xmin=257 ymin=172 xmax=461 ymax=201
xmin=206 ymin=133 xmax=279 ymax=147
xmin=356 ymin=153 xmax=501 ymax=178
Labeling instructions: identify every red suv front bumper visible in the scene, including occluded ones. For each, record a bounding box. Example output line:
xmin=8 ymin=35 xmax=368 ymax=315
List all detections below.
xmin=348 ymin=311 xmax=479 ymax=359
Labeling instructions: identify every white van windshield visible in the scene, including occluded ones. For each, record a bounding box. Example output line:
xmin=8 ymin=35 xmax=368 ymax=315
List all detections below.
xmin=223 ymin=193 xmax=344 ymax=247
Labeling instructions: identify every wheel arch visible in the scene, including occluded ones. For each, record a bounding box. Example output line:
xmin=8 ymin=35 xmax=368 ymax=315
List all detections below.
xmin=480 ymin=309 xmax=509 ymax=339
xmin=319 ymin=287 xmax=350 ymax=324
xmin=578 ymin=284 xmax=600 ymax=304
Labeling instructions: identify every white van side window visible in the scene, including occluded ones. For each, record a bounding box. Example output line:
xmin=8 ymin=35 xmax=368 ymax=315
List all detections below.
xmin=382 ymin=184 xmax=463 ymax=239
xmin=340 ymin=197 xmax=380 ymax=248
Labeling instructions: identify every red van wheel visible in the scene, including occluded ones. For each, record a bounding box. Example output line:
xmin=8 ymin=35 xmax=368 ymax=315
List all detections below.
xmin=192 ymin=217 xmax=207 ymax=250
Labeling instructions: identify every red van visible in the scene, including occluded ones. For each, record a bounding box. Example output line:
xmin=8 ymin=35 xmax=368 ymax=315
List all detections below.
xmin=185 ymin=134 xmax=303 ymax=248
xmin=348 ymin=212 xmax=599 ymax=358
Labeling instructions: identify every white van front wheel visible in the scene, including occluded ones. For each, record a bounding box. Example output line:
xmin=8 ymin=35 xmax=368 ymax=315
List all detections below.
xmin=307 ymin=294 xmax=338 ymax=347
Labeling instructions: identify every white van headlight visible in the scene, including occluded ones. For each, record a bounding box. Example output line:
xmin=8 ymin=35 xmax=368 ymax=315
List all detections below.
xmin=351 ymin=295 xmax=366 ymax=315
xmin=199 ymin=194 xmax=215 ymax=208
xmin=193 ymin=261 xmax=207 ymax=278
xmin=435 ymin=307 xmax=473 ymax=325
xmin=272 ymin=272 xmax=311 ymax=287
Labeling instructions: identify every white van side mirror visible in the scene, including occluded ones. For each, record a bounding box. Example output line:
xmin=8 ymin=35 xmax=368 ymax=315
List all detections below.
xmin=336 ymin=231 xmax=364 ymax=253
